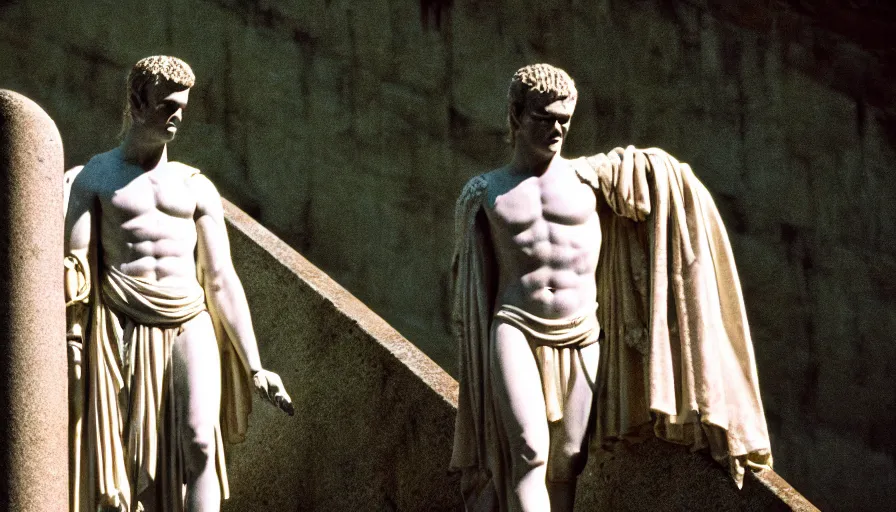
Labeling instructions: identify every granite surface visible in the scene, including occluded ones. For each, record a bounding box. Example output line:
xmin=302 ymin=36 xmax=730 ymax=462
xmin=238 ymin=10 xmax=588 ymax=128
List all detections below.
xmin=0 ymin=89 xmax=67 ymax=511
xmin=222 ymin=199 xmax=461 ymax=511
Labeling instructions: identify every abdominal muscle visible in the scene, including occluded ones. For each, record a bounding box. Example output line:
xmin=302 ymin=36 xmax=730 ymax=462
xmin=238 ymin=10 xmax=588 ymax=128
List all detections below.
xmin=501 ymin=268 xmax=596 ymax=319
xmin=493 ymin=215 xmax=601 ymax=320
xmin=100 ymin=211 xmax=200 ymax=286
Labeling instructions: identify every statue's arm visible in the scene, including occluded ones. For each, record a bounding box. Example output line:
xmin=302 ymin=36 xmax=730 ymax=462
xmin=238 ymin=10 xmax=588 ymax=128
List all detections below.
xmin=578 ymin=146 xmax=652 ymax=222
xmin=63 ymin=172 xmax=93 ymax=348
xmin=64 ymin=171 xmax=94 ymax=456
xmin=192 ymin=174 xmax=294 ymax=415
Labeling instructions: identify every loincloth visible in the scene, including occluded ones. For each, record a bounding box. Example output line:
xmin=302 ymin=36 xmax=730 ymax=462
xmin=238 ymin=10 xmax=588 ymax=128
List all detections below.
xmin=494 ymin=304 xmax=600 ymax=422
xmin=102 ymin=265 xmax=206 ymax=327
xmin=83 ymin=266 xmax=227 ymax=511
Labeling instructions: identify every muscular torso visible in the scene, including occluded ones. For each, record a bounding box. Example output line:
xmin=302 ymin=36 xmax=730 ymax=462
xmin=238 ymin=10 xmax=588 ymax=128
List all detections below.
xmin=484 ymin=158 xmax=601 ymax=319
xmin=86 ymin=149 xmax=201 ymax=285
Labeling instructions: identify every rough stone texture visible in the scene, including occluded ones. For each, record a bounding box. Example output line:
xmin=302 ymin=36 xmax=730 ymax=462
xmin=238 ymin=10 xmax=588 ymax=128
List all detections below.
xmin=221 ymin=200 xmax=460 ymax=511
xmin=223 ymin=200 xmax=811 ymax=511
xmin=577 ymin=437 xmax=818 ymax=512
xmin=0 ymin=90 xmax=67 ymax=511
xmin=1 ymin=1 xmax=894 ymax=508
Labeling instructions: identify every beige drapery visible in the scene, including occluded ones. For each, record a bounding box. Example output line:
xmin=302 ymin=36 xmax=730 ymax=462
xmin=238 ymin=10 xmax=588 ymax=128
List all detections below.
xmin=67 ymin=264 xmax=251 ymax=511
xmin=493 ymin=304 xmax=599 ymax=423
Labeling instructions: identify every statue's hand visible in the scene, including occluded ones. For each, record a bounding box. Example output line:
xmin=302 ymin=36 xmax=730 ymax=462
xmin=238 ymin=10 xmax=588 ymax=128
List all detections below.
xmin=67 ymin=339 xmax=83 ymax=382
xmin=252 ymin=369 xmax=295 ymax=416
xmin=68 ymin=340 xmax=83 ymax=420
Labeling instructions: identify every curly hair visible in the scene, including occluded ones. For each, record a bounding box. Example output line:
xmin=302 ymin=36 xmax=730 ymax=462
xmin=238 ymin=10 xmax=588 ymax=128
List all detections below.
xmin=506 ymin=63 xmax=577 ymax=146
xmin=120 ymin=56 xmax=195 ymax=137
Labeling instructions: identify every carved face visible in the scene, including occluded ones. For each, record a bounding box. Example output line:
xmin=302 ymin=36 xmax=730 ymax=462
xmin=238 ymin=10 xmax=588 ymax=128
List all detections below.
xmin=133 ymin=81 xmax=190 ymax=143
xmin=515 ymin=93 xmax=575 ymax=160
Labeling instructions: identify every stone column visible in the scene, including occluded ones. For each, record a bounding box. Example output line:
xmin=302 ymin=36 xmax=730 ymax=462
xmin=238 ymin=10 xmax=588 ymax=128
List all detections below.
xmin=0 ymin=90 xmax=66 ymax=511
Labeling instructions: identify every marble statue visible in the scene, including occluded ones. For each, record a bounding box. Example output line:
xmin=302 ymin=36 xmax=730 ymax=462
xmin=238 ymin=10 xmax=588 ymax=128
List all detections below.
xmin=450 ymin=64 xmax=772 ymax=511
xmin=64 ymin=56 xmax=294 ymax=512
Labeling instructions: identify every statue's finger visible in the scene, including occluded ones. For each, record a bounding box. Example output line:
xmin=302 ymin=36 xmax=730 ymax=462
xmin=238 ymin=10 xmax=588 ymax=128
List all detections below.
xmin=255 ymin=376 xmax=271 ymax=401
xmin=274 ymin=391 xmax=294 ymax=416
xmin=267 ymin=376 xmax=283 ymax=393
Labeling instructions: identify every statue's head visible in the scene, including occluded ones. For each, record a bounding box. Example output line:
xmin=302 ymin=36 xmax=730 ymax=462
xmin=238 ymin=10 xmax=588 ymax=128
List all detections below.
xmin=120 ymin=55 xmax=195 ymax=142
xmin=507 ymin=63 xmax=577 ymax=157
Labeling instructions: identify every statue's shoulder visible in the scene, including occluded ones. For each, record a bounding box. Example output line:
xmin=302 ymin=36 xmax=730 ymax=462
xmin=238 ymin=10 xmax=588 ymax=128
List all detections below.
xmin=82 ymin=149 xmax=118 ymax=172
xmin=568 ymin=156 xmax=600 ymax=190
xmin=454 ymin=173 xmax=492 ymax=234
xmin=172 ymin=162 xmax=216 ymax=195
xmin=457 ymin=172 xmax=490 ymax=206
xmin=75 ymin=149 xmax=121 ymax=191
xmin=175 ymin=164 xmax=221 ymax=212
xmin=168 ymin=161 xmax=202 ymax=178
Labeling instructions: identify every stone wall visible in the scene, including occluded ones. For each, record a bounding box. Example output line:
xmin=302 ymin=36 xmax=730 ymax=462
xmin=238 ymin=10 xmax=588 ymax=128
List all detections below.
xmin=222 ymin=200 xmax=460 ymax=510
xmin=1 ymin=0 xmax=893 ymax=508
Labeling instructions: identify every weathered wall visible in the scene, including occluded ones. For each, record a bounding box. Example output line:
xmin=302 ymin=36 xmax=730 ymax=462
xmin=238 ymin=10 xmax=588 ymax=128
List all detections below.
xmin=1 ymin=0 xmax=893 ymax=508
xmin=222 ymin=200 xmax=460 ymax=511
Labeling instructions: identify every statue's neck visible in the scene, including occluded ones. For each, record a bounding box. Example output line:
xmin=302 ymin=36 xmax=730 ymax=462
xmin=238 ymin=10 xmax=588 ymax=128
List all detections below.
xmin=120 ymin=131 xmax=168 ymax=171
xmin=509 ymin=147 xmax=561 ymax=177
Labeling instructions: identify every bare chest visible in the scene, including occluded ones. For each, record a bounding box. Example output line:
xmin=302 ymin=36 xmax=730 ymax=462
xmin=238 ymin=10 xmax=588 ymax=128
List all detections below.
xmin=488 ymin=178 xmax=597 ymax=235
xmin=100 ymin=170 xmax=197 ymax=224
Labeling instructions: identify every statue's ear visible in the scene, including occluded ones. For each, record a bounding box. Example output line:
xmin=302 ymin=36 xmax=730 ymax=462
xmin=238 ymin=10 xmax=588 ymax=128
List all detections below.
xmin=508 ymin=105 xmax=521 ymax=131
xmin=508 ymin=105 xmax=523 ymax=141
xmin=129 ymin=89 xmax=147 ymax=121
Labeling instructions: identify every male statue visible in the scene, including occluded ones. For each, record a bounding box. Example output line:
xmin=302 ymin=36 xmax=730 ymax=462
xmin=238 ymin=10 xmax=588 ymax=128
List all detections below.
xmin=65 ymin=56 xmax=294 ymax=512
xmin=451 ymin=64 xmax=772 ymax=511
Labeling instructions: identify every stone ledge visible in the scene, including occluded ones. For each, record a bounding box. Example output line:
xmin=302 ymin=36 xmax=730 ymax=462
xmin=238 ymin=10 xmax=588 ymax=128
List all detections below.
xmin=576 ymin=436 xmax=818 ymax=511
xmin=222 ymin=199 xmax=461 ymax=511
xmin=223 ymin=199 xmax=458 ymax=405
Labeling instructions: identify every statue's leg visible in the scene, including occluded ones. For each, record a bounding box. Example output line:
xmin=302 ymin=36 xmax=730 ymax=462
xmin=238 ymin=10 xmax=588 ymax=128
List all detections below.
xmin=173 ymin=312 xmax=222 ymax=512
xmin=490 ymin=320 xmax=550 ymax=512
xmin=546 ymin=342 xmax=600 ymax=512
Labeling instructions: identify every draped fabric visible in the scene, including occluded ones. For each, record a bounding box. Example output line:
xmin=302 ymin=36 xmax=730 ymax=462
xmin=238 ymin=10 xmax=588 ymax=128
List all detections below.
xmin=493 ymin=304 xmax=599 ymax=423
xmin=449 ymin=176 xmax=501 ymax=511
xmin=450 ymin=147 xmax=772 ymax=510
xmin=583 ymin=148 xmax=772 ymax=484
xmin=88 ymin=267 xmax=209 ymax=511
xmin=66 ymin=173 xmax=252 ymax=512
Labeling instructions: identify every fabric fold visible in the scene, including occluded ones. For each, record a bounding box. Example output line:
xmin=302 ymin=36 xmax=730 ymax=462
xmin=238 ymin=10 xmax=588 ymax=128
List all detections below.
xmin=69 ymin=260 xmax=251 ymax=511
xmin=83 ymin=267 xmax=217 ymax=511
xmin=494 ymin=304 xmax=599 ymax=423
xmin=587 ymin=147 xmax=772 ymax=486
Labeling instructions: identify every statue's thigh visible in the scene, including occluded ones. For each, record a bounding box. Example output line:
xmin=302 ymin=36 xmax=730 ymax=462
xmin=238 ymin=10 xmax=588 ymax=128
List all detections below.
xmin=172 ymin=311 xmax=222 ymax=427
xmin=547 ymin=343 xmax=600 ymax=480
xmin=558 ymin=343 xmax=599 ymax=445
xmin=490 ymin=320 xmax=548 ymax=452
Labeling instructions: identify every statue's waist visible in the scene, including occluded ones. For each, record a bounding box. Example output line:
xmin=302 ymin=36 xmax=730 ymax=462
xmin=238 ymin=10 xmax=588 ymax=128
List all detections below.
xmin=494 ymin=303 xmax=600 ymax=349
xmin=101 ymin=266 xmax=206 ymax=326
